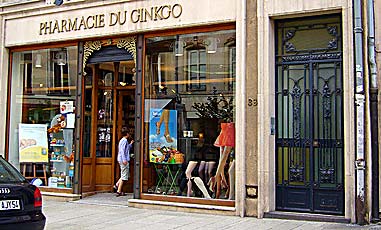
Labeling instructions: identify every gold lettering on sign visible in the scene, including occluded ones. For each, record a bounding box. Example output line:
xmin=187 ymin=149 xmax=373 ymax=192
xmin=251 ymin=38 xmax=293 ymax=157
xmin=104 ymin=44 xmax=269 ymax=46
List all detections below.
xmin=40 ymin=14 xmax=106 ymax=35
xmin=87 ymin=15 xmax=95 ymax=29
xmin=98 ymin=14 xmax=106 ymax=28
xmin=131 ymin=4 xmax=182 ymax=23
xmin=78 ymin=16 xmax=87 ymax=30
xmin=109 ymin=11 xmax=128 ymax=26
xmin=161 ymin=5 xmax=171 ymax=19
xmin=39 ymin=4 xmax=183 ymax=35
xmin=67 ymin=18 xmax=78 ymax=31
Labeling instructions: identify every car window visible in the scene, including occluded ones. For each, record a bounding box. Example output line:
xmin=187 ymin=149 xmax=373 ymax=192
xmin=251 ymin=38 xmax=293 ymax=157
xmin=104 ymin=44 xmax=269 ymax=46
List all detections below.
xmin=0 ymin=157 xmax=26 ymax=183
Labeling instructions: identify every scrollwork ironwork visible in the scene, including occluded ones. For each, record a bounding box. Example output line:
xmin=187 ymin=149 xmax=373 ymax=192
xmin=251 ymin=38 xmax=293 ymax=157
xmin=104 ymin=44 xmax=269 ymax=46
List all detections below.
xmin=290 ymin=78 xmax=303 ymax=140
xmin=290 ymin=165 xmax=305 ymax=182
xmin=83 ymin=40 xmax=102 ymax=75
xmin=322 ymin=80 xmax=332 ymax=119
xmin=282 ymin=53 xmax=341 ymax=62
xmin=116 ymin=37 xmax=137 ymax=65
xmin=82 ymin=37 xmax=137 ymax=76
xmin=320 ymin=167 xmax=335 ymax=184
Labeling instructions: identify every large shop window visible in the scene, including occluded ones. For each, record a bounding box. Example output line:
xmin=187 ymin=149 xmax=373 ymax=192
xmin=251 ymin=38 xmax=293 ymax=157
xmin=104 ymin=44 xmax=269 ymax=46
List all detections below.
xmin=9 ymin=47 xmax=77 ymax=190
xmin=143 ymin=30 xmax=236 ymax=201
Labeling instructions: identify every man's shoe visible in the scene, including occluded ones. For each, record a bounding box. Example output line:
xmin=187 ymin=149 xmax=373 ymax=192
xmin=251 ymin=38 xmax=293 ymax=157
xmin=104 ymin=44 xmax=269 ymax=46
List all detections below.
xmin=116 ymin=192 xmax=126 ymax=197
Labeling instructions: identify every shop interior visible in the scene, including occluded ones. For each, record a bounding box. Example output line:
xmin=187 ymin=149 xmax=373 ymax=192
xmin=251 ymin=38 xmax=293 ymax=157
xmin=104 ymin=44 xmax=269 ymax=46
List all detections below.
xmin=142 ymin=29 xmax=236 ymax=200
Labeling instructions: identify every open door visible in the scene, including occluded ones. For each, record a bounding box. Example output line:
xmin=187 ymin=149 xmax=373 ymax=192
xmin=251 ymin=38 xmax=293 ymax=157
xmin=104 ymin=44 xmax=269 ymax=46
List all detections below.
xmin=115 ymin=90 xmax=135 ymax=192
xmin=81 ymin=58 xmax=136 ymax=194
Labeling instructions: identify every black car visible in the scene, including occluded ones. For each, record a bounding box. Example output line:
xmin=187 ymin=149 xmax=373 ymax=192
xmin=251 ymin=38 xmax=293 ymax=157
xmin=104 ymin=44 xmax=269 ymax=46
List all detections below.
xmin=0 ymin=156 xmax=46 ymax=230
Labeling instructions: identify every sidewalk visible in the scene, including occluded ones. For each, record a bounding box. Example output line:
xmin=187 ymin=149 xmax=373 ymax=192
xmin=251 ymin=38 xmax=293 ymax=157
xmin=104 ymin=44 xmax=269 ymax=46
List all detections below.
xmin=42 ymin=193 xmax=381 ymax=230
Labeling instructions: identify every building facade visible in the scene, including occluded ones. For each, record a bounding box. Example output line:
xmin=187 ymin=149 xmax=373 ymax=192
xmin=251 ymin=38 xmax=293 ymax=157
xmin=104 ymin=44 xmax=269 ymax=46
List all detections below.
xmin=0 ymin=0 xmax=379 ymax=225
xmin=246 ymin=0 xmax=379 ymax=223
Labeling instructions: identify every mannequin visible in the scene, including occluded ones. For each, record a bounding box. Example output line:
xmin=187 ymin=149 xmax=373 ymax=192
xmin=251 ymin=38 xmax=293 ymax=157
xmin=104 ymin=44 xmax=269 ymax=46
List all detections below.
xmin=185 ymin=161 xmax=198 ymax=197
xmin=192 ymin=93 xmax=234 ymax=199
xmin=224 ymin=155 xmax=235 ymax=200
xmin=209 ymin=122 xmax=235 ymax=199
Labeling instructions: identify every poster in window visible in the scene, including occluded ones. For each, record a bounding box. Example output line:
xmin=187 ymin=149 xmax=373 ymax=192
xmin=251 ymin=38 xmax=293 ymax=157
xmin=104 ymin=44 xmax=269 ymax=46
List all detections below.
xmin=60 ymin=101 xmax=74 ymax=114
xmin=18 ymin=124 xmax=49 ymax=163
xmin=149 ymin=109 xmax=177 ymax=163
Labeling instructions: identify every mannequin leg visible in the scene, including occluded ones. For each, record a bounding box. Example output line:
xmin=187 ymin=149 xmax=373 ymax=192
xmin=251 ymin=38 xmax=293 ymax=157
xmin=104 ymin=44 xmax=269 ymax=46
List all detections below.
xmin=185 ymin=161 xmax=198 ymax=197
xmin=192 ymin=177 xmax=211 ymax=199
xmin=198 ymin=161 xmax=206 ymax=183
xmin=214 ymin=146 xmax=231 ymax=198
xmin=228 ymin=160 xmax=235 ymax=200
xmin=205 ymin=161 xmax=216 ymax=184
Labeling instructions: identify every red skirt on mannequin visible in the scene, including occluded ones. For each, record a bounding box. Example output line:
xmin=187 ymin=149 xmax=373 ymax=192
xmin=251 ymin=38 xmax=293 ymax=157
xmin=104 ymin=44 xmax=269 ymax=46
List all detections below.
xmin=214 ymin=122 xmax=235 ymax=147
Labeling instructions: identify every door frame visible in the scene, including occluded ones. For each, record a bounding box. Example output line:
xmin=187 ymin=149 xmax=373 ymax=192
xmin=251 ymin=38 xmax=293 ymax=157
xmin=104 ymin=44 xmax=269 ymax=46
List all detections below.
xmin=79 ymin=37 xmax=137 ymax=194
xmin=83 ymin=62 xmax=137 ymax=193
xmin=83 ymin=63 xmax=118 ymax=193
xmin=114 ymin=89 xmax=136 ymax=193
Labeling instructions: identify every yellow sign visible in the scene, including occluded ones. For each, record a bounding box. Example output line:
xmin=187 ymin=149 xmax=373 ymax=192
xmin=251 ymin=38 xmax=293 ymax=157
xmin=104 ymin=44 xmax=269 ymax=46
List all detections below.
xmin=19 ymin=124 xmax=49 ymax=163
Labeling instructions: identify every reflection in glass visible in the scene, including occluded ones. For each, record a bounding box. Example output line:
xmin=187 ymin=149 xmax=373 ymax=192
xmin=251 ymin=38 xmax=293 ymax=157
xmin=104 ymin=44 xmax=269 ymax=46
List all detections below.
xmin=96 ymin=89 xmax=113 ymax=157
xmin=118 ymin=60 xmax=136 ymax=86
xmin=9 ymin=46 xmax=78 ymax=189
xmin=143 ymin=29 xmax=236 ymax=201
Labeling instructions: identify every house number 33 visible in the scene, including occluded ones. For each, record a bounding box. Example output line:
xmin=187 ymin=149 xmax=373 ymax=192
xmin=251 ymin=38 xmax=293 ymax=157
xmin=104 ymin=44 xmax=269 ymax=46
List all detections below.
xmin=247 ymin=98 xmax=257 ymax=106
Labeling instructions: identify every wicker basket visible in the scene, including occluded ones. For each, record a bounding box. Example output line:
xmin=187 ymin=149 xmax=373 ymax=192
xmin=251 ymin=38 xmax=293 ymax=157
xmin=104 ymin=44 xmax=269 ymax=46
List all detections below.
xmin=174 ymin=153 xmax=184 ymax=163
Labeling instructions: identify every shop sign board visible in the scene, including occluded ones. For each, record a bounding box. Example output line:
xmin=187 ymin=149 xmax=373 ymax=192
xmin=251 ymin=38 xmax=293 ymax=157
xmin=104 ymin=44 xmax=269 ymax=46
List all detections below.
xmin=4 ymin=0 xmax=236 ymax=46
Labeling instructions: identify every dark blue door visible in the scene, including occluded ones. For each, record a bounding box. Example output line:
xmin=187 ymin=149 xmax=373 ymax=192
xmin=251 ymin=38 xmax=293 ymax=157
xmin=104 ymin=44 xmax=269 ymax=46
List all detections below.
xmin=275 ymin=15 xmax=344 ymax=215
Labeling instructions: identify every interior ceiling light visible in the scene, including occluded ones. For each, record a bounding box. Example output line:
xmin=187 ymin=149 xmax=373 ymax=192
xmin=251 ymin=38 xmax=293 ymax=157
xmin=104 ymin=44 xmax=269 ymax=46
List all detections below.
xmin=207 ymin=38 xmax=218 ymax=54
xmin=35 ymin=54 xmax=42 ymax=68
xmin=175 ymin=40 xmax=184 ymax=57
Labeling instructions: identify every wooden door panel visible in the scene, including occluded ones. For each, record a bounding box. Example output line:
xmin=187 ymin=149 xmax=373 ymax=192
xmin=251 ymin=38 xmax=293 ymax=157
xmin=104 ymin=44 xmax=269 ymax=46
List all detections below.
xmin=95 ymin=165 xmax=112 ymax=184
xmin=82 ymin=164 xmax=92 ymax=192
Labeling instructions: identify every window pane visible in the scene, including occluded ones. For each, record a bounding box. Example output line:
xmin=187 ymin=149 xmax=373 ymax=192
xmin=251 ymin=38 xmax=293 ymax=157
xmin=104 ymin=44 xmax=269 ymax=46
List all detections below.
xmin=9 ymin=46 xmax=78 ymax=189
xmin=96 ymin=89 xmax=113 ymax=158
xmin=143 ymin=30 xmax=236 ymax=201
xmin=200 ymin=51 xmax=206 ymax=64
xmin=118 ymin=60 xmax=136 ymax=86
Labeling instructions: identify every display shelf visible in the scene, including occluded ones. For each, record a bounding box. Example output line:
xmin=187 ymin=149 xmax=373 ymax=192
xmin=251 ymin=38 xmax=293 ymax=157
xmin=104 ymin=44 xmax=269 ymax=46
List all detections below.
xmin=48 ymin=128 xmax=74 ymax=188
xmin=97 ymin=122 xmax=113 ymax=126
xmin=50 ymin=160 xmax=65 ymax=162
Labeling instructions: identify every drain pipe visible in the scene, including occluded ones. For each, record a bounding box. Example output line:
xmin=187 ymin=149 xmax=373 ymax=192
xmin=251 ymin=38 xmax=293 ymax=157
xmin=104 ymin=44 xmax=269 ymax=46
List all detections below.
xmin=367 ymin=0 xmax=380 ymax=223
xmin=353 ymin=0 xmax=366 ymax=225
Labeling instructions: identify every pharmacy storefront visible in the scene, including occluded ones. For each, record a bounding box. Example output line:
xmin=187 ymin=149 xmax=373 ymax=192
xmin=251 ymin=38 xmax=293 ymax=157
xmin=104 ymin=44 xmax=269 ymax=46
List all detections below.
xmin=2 ymin=0 xmax=241 ymax=213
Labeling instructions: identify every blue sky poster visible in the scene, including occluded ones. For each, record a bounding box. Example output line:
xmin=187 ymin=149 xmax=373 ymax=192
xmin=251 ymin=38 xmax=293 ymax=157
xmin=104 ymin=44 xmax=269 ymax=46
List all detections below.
xmin=149 ymin=109 xmax=177 ymax=162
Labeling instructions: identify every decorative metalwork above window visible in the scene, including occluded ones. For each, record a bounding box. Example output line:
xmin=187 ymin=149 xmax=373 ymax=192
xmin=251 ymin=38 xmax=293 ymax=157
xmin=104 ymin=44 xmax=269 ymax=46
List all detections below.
xmin=83 ymin=37 xmax=136 ymax=76
xmin=279 ymin=20 xmax=341 ymax=55
xmin=281 ymin=53 xmax=341 ymax=62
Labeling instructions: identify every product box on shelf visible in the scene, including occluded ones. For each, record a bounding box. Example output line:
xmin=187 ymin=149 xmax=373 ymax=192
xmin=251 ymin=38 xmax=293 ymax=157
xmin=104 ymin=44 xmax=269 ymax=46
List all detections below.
xmin=57 ymin=177 xmax=65 ymax=188
xmin=48 ymin=177 xmax=58 ymax=187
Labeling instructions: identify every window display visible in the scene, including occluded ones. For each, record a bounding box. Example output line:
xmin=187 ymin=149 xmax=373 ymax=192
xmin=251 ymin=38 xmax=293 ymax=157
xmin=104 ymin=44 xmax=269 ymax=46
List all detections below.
xmin=9 ymin=46 xmax=78 ymax=190
xmin=143 ymin=29 xmax=236 ymax=201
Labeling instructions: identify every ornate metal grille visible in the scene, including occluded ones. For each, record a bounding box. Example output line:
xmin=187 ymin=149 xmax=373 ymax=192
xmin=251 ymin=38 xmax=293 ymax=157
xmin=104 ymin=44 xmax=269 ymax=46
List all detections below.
xmin=275 ymin=15 xmax=344 ymax=214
